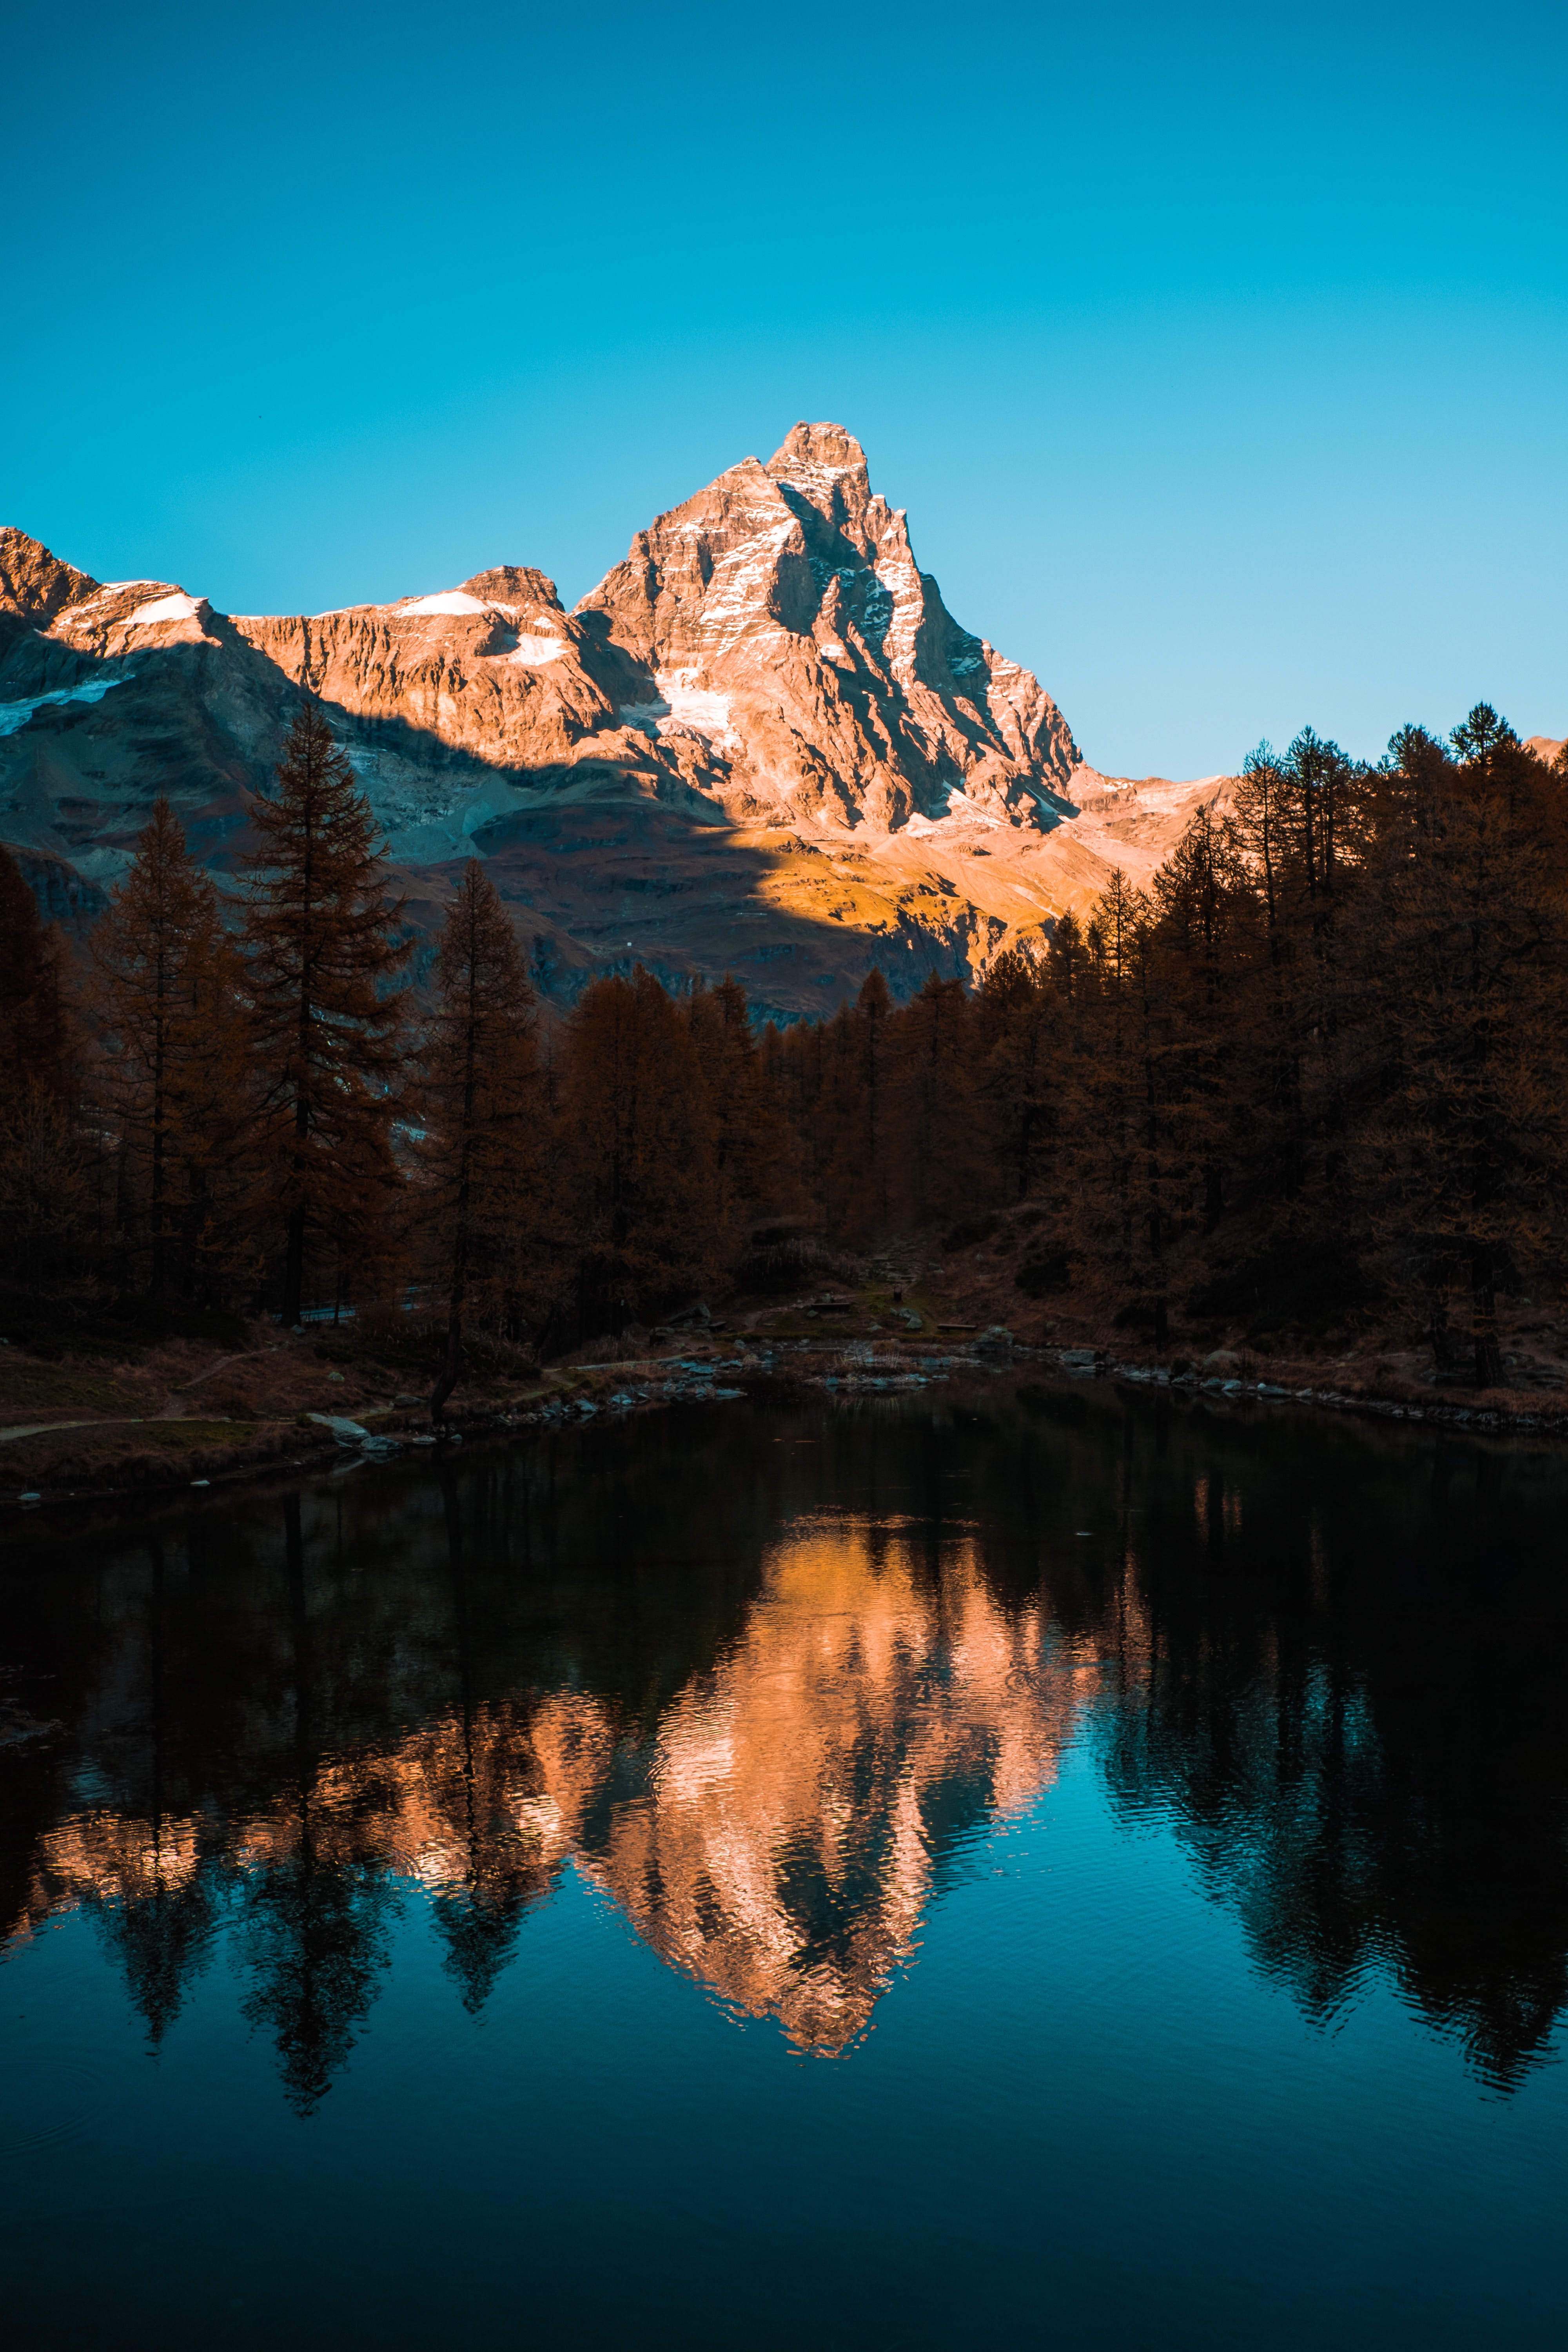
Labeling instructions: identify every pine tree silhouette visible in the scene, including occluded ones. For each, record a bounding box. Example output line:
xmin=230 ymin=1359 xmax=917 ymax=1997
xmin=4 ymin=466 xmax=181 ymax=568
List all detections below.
xmin=418 ymin=860 xmax=539 ymax=1418
xmin=88 ymin=799 xmax=254 ymax=1301
xmin=237 ymin=702 xmax=410 ymax=1325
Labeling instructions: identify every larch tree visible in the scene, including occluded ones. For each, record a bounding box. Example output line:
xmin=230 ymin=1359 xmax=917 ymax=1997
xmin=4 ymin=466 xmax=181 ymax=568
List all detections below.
xmin=975 ymin=947 xmax=1053 ymax=1204
xmin=684 ymin=974 xmax=795 ymax=1246
xmin=1147 ymin=801 xmax=1259 ymax=1238
xmin=418 ymin=861 xmax=539 ymax=1421
xmin=820 ymin=968 xmax=893 ymax=1244
xmin=0 ymin=844 xmax=71 ymax=1105
xmin=1361 ymin=708 xmax=1568 ymax=1385
xmin=893 ymin=970 xmax=978 ymax=1227
xmin=88 ymin=799 xmax=253 ymax=1300
xmin=237 ymin=702 xmax=410 ymax=1327
xmin=1074 ymin=870 xmax=1176 ymax=1345
xmin=0 ymin=844 xmax=89 ymax=1290
xmin=553 ymin=965 xmax=719 ymax=1337
xmin=773 ymin=1005 xmax=835 ymax=1211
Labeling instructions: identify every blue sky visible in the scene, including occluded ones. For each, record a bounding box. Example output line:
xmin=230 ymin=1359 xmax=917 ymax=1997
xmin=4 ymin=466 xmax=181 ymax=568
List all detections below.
xmin=7 ymin=1 xmax=1565 ymax=775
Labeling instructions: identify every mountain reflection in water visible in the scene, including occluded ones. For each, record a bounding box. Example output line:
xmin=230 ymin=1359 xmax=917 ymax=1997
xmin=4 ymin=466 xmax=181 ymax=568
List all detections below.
xmin=3 ymin=1384 xmax=1566 ymax=2106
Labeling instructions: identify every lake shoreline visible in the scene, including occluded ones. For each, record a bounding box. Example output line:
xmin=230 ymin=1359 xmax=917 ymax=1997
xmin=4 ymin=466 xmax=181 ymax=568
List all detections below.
xmin=7 ymin=1333 xmax=1568 ymax=1523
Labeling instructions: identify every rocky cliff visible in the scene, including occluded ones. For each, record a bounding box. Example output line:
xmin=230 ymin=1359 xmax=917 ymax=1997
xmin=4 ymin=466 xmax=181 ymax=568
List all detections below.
xmin=0 ymin=432 xmax=1220 ymax=1017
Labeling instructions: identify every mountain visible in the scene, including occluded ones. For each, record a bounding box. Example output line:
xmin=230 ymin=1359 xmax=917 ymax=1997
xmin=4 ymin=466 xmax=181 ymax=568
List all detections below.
xmin=1 ymin=428 xmax=1227 ymax=1016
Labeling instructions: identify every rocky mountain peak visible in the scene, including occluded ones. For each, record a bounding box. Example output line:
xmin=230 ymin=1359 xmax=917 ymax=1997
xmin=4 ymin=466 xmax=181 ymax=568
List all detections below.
xmin=0 ymin=425 xmax=1123 ymax=1018
xmin=766 ymin=421 xmax=874 ymax=535
xmin=0 ymin=528 xmax=100 ymax=655
xmin=459 ymin=564 xmax=563 ymax=617
xmin=575 ymin=423 xmax=1080 ymax=831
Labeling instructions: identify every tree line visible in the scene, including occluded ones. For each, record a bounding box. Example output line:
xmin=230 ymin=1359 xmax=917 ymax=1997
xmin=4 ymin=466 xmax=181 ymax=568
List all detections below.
xmin=2 ymin=700 xmax=1564 ymax=1392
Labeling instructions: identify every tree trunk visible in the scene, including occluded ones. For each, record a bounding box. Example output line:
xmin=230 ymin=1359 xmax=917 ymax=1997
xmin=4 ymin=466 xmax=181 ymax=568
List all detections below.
xmin=430 ymin=1241 xmax=465 ymax=1425
xmin=283 ymin=1079 xmax=310 ymax=1325
xmin=283 ymin=1201 xmax=306 ymax=1327
xmin=431 ymin=1025 xmax=478 ymax=1426
xmin=149 ymin=1010 xmax=167 ymax=1298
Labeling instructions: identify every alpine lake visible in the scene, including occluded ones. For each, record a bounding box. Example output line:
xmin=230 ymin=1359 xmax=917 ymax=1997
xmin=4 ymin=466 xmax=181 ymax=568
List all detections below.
xmin=3 ymin=1374 xmax=1565 ymax=2350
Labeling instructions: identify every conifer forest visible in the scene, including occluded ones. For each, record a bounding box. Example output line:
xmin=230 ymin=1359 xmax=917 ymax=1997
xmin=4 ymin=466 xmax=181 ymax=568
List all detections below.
xmin=6 ymin=687 xmax=1561 ymax=1402
xmin=3 ymin=701 xmax=1566 ymax=1402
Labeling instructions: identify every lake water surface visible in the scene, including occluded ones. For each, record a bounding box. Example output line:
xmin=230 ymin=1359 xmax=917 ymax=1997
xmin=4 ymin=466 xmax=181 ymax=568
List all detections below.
xmin=3 ymin=1382 xmax=1566 ymax=2348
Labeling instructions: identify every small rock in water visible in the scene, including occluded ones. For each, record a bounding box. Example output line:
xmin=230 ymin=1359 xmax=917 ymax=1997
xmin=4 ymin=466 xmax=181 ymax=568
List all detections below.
xmin=307 ymin=1412 xmax=371 ymax=1445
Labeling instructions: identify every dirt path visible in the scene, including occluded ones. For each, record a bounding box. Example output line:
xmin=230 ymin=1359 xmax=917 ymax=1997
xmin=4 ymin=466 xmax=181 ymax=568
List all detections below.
xmin=0 ymin=1416 xmax=155 ymax=1445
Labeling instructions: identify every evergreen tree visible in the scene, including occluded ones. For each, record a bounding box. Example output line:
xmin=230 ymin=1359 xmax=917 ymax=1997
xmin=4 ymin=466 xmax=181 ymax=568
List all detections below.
xmin=236 ymin=703 xmax=410 ymax=1325
xmin=684 ymin=974 xmax=795 ymax=1244
xmin=0 ymin=845 xmax=88 ymax=1289
xmin=1232 ymin=742 xmax=1307 ymax=1204
xmin=0 ymin=1079 xmax=92 ymax=1294
xmin=773 ymin=1004 xmax=836 ymax=1215
xmin=893 ymin=970 xmax=979 ymax=1225
xmin=974 ymin=947 xmax=1053 ymax=1203
xmin=1360 ymin=708 xmax=1568 ymax=1383
xmin=418 ymin=861 xmax=539 ymax=1420
xmin=820 ymin=969 xmax=893 ymax=1244
xmin=0 ymin=844 xmax=71 ymax=1105
xmin=88 ymin=799 xmax=253 ymax=1300
xmin=1074 ymin=871 xmax=1175 ymax=1345
xmin=1147 ymin=801 xmax=1258 ymax=1236
xmin=553 ymin=965 xmax=719 ymax=1334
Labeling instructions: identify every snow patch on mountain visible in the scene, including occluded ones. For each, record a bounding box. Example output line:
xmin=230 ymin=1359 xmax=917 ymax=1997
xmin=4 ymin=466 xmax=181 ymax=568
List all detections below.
xmin=0 ymin=672 xmax=134 ymax=736
xmin=126 ymin=592 xmax=201 ymax=626
xmin=399 ymin=590 xmax=512 ymax=618
xmin=657 ymin=675 xmax=733 ymax=738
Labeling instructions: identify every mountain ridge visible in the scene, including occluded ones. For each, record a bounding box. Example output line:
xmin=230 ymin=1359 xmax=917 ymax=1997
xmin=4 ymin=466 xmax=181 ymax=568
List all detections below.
xmin=2 ymin=428 xmax=1235 ymax=1015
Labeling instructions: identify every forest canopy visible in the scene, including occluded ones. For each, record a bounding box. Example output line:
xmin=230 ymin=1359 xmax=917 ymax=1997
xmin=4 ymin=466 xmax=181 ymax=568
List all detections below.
xmin=3 ymin=701 xmax=1564 ymax=1397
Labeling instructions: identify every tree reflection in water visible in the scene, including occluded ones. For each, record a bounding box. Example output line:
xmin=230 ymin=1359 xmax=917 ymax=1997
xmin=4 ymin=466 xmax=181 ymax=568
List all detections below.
xmin=3 ymin=1385 xmax=1566 ymax=2101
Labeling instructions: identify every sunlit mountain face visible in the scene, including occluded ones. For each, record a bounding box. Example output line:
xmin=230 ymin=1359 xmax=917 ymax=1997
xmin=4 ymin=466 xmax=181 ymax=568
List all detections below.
xmin=4 ymin=1389 xmax=1567 ymax=2103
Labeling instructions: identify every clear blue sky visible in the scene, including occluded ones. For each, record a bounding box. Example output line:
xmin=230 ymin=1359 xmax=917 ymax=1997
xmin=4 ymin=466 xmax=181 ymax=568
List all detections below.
xmin=7 ymin=1 xmax=1565 ymax=776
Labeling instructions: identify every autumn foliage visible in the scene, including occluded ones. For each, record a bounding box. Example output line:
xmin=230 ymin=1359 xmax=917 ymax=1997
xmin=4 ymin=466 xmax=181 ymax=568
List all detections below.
xmin=237 ymin=704 xmax=411 ymax=1325
xmin=3 ymin=699 xmax=1566 ymax=1397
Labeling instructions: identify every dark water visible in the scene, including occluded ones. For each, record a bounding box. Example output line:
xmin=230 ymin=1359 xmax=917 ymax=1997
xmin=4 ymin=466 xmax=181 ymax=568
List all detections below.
xmin=3 ymin=1383 xmax=1566 ymax=2350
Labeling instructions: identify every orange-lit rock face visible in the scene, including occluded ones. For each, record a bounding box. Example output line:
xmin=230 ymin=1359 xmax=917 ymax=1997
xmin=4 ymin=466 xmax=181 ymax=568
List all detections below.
xmin=8 ymin=1521 xmax=1116 ymax=2053
xmin=0 ymin=447 xmax=1233 ymax=1017
xmin=577 ymin=421 xmax=1082 ymax=834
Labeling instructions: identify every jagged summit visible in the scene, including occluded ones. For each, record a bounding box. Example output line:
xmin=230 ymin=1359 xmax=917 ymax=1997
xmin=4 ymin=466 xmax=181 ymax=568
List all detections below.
xmin=767 ymin=420 xmax=874 ymax=526
xmin=0 ymin=526 xmax=99 ymax=651
xmin=575 ymin=420 xmax=1080 ymax=831
xmin=0 ymin=432 xmax=1211 ymax=1014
